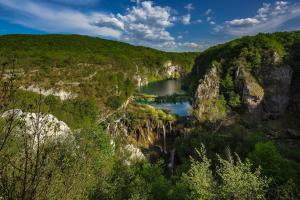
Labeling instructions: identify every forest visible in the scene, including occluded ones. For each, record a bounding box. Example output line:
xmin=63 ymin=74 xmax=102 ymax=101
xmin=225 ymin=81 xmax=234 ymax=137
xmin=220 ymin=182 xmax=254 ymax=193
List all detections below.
xmin=1 ymin=32 xmax=300 ymax=200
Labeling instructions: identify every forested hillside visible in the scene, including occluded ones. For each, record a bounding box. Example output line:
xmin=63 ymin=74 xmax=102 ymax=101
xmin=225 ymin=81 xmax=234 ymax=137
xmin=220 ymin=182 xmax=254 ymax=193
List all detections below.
xmin=1 ymin=32 xmax=300 ymax=200
xmin=0 ymin=34 xmax=197 ymax=112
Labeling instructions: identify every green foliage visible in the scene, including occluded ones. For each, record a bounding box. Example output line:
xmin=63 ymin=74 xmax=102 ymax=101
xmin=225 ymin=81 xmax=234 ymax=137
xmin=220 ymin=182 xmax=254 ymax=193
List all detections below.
xmin=89 ymin=160 xmax=173 ymax=200
xmin=176 ymin=145 xmax=269 ymax=200
xmin=0 ymin=34 xmax=197 ymax=111
xmin=221 ymin=73 xmax=241 ymax=107
xmin=173 ymin=122 xmax=270 ymax=175
xmin=187 ymin=31 xmax=300 ymax=110
xmin=179 ymin=145 xmax=215 ymax=200
xmin=216 ymin=95 xmax=227 ymax=115
xmin=217 ymin=154 xmax=269 ymax=200
xmin=194 ymin=95 xmax=227 ymax=123
xmin=0 ymin=122 xmax=114 ymax=199
xmin=106 ymin=96 xmax=125 ymax=109
xmin=2 ymin=32 xmax=300 ymax=200
xmin=13 ymin=90 xmax=98 ymax=129
xmin=227 ymin=92 xmax=241 ymax=107
xmin=249 ymin=142 xmax=300 ymax=185
xmin=275 ymin=179 xmax=300 ymax=200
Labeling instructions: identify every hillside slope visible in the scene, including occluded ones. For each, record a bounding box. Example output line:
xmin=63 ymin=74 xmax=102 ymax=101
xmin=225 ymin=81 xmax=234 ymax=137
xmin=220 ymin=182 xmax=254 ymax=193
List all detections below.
xmin=0 ymin=34 xmax=197 ymax=112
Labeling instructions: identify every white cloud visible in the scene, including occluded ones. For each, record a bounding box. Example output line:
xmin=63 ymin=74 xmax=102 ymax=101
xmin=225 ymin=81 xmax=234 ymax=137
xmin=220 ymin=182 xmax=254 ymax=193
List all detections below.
xmin=205 ymin=9 xmax=213 ymax=16
xmin=50 ymin=0 xmax=100 ymax=5
xmin=93 ymin=13 xmax=125 ymax=30
xmin=256 ymin=3 xmax=271 ymax=21
xmin=226 ymin=18 xmax=260 ymax=27
xmin=130 ymin=0 xmax=140 ymax=3
xmin=182 ymin=14 xmax=191 ymax=25
xmin=119 ymin=1 xmax=174 ymax=28
xmin=179 ymin=42 xmax=201 ymax=49
xmin=0 ymin=0 xmax=206 ymax=51
xmin=213 ymin=25 xmax=223 ymax=32
xmin=196 ymin=19 xmax=202 ymax=24
xmin=114 ymin=1 xmax=175 ymax=44
xmin=184 ymin=3 xmax=194 ymax=12
xmin=219 ymin=1 xmax=300 ymax=36
xmin=204 ymin=8 xmax=215 ymax=25
xmin=0 ymin=0 xmax=122 ymax=37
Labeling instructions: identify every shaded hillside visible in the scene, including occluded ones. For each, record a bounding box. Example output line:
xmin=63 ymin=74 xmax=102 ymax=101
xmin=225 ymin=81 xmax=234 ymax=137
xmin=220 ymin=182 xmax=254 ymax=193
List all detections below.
xmin=0 ymin=34 xmax=198 ymax=112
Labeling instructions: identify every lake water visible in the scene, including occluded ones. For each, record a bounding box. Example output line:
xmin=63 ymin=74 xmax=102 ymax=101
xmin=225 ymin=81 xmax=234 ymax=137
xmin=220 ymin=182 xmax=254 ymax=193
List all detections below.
xmin=139 ymin=79 xmax=191 ymax=116
xmin=139 ymin=79 xmax=186 ymax=96
xmin=148 ymin=101 xmax=191 ymax=116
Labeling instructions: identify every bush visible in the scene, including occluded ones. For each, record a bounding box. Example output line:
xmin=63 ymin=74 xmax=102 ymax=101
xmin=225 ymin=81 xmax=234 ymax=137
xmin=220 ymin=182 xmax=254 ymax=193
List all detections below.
xmin=176 ymin=145 xmax=269 ymax=200
xmin=249 ymin=142 xmax=300 ymax=185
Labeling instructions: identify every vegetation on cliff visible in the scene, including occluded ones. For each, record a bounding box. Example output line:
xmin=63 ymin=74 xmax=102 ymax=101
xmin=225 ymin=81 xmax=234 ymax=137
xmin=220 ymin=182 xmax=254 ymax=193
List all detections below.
xmin=187 ymin=31 xmax=300 ymax=121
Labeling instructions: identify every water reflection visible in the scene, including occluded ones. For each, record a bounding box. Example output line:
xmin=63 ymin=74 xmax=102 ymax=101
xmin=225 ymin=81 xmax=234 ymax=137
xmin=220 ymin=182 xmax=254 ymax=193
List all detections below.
xmin=139 ymin=79 xmax=185 ymax=96
xmin=139 ymin=79 xmax=191 ymax=116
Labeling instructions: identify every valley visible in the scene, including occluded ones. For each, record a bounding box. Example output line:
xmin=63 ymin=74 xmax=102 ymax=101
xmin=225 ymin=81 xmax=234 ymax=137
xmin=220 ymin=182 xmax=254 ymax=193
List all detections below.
xmin=1 ymin=32 xmax=300 ymax=199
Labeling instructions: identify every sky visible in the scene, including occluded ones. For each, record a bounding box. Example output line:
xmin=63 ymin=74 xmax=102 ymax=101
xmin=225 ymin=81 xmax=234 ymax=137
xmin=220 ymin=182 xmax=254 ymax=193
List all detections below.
xmin=0 ymin=0 xmax=300 ymax=52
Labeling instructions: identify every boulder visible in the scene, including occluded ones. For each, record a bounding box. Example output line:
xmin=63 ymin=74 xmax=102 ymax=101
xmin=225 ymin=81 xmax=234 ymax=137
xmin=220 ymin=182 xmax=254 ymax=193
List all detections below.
xmin=1 ymin=109 xmax=71 ymax=143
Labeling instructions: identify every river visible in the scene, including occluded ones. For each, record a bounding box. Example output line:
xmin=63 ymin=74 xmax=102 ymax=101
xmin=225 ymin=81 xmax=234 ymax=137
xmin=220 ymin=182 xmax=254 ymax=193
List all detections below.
xmin=139 ymin=79 xmax=191 ymax=116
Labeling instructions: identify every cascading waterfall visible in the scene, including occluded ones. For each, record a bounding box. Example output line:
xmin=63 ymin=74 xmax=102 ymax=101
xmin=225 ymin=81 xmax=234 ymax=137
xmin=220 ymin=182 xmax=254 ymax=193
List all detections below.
xmin=163 ymin=123 xmax=167 ymax=153
xmin=168 ymin=149 xmax=176 ymax=174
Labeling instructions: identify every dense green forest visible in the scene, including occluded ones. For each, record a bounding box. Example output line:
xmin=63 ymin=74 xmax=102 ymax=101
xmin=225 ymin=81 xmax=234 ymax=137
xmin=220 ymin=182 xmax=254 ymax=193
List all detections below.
xmin=0 ymin=34 xmax=197 ymax=112
xmin=1 ymin=32 xmax=300 ymax=200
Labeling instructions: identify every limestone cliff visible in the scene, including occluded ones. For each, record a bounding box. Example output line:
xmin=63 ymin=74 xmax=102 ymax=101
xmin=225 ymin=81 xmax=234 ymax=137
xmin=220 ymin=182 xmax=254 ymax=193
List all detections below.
xmin=193 ymin=65 xmax=227 ymax=122
xmin=192 ymin=49 xmax=294 ymax=122
xmin=163 ymin=61 xmax=181 ymax=79
xmin=235 ymin=68 xmax=264 ymax=119
xmin=259 ymin=65 xmax=293 ymax=118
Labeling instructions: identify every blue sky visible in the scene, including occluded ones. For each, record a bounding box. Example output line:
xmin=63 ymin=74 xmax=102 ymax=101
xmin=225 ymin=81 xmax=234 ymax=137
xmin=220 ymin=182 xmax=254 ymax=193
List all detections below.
xmin=0 ymin=0 xmax=300 ymax=51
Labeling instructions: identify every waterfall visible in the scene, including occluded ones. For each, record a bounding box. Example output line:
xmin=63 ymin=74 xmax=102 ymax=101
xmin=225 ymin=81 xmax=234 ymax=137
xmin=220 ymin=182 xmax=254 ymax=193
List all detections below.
xmin=168 ymin=149 xmax=176 ymax=174
xmin=163 ymin=124 xmax=167 ymax=153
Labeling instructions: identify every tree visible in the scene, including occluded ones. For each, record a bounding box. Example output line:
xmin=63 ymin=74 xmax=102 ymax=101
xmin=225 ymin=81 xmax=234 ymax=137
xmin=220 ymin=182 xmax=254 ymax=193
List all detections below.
xmin=249 ymin=142 xmax=299 ymax=184
xmin=217 ymin=153 xmax=270 ymax=200
xmin=179 ymin=145 xmax=215 ymax=200
xmin=177 ymin=145 xmax=269 ymax=200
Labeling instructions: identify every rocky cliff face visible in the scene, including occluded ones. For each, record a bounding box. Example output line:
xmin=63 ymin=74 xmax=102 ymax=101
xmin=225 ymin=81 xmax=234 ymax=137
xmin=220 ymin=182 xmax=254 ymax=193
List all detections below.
xmin=235 ymin=68 xmax=264 ymax=120
xmin=1 ymin=109 xmax=71 ymax=144
xmin=101 ymin=104 xmax=175 ymax=149
xmin=133 ymin=74 xmax=148 ymax=87
xmin=193 ymin=65 xmax=227 ymax=122
xmin=259 ymin=65 xmax=293 ymax=118
xmin=163 ymin=61 xmax=181 ymax=79
xmin=193 ymin=51 xmax=294 ymax=122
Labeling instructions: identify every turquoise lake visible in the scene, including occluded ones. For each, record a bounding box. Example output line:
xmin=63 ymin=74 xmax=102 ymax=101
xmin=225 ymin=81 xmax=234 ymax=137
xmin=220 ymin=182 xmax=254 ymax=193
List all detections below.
xmin=139 ymin=79 xmax=191 ymax=116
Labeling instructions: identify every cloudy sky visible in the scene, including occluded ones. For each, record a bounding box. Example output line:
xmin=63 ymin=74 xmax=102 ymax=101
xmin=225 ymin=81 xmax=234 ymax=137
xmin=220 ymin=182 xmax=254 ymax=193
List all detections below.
xmin=0 ymin=0 xmax=300 ymax=51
